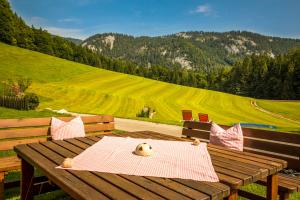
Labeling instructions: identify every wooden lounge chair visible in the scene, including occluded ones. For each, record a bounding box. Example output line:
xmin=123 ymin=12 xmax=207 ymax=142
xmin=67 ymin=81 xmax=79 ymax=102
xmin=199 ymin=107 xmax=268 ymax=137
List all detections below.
xmin=181 ymin=121 xmax=300 ymax=200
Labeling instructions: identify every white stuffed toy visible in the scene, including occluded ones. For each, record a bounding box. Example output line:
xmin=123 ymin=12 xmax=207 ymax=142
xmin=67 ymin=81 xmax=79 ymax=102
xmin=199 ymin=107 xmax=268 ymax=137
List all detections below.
xmin=192 ymin=138 xmax=201 ymax=146
xmin=135 ymin=143 xmax=154 ymax=156
xmin=62 ymin=158 xmax=73 ymax=168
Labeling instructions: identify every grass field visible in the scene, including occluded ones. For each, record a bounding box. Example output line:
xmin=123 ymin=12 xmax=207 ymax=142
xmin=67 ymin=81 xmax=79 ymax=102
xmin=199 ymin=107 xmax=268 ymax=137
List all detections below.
xmin=0 ymin=42 xmax=299 ymax=132
xmin=257 ymin=100 xmax=300 ymax=121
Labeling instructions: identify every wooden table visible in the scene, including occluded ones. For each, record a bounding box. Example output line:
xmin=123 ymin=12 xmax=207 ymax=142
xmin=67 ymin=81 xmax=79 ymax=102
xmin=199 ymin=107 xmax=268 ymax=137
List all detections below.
xmin=14 ymin=131 xmax=287 ymax=200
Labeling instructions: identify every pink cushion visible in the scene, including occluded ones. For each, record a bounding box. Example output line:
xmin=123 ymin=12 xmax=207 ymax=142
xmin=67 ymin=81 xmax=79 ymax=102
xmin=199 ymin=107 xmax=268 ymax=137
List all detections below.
xmin=51 ymin=117 xmax=85 ymax=140
xmin=209 ymin=122 xmax=243 ymax=151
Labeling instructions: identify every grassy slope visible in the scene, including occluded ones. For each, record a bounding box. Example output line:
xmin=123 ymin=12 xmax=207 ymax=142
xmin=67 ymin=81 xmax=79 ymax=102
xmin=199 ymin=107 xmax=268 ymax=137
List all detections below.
xmin=0 ymin=42 xmax=299 ymax=132
xmin=0 ymin=107 xmax=68 ymax=119
xmin=257 ymin=100 xmax=300 ymax=121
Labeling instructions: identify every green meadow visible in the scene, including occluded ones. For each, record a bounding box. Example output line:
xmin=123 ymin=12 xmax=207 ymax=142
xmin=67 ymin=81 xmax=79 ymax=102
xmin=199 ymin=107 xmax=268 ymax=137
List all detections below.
xmin=0 ymin=42 xmax=299 ymax=132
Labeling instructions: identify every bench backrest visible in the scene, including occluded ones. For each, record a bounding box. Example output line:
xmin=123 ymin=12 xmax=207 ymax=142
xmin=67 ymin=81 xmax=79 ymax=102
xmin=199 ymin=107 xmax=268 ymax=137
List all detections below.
xmin=182 ymin=121 xmax=300 ymax=170
xmin=0 ymin=115 xmax=114 ymax=151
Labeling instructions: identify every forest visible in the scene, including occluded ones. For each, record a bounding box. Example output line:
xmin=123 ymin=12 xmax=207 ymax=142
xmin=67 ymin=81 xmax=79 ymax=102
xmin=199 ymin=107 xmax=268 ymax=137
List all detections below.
xmin=0 ymin=0 xmax=299 ymax=100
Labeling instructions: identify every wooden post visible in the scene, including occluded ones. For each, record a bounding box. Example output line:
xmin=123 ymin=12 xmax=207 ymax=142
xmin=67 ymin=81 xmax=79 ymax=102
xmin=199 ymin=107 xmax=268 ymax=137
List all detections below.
xmin=21 ymin=159 xmax=34 ymax=200
xmin=266 ymin=173 xmax=278 ymax=200
xmin=225 ymin=189 xmax=238 ymax=200
xmin=279 ymin=191 xmax=290 ymax=200
xmin=0 ymin=172 xmax=4 ymax=200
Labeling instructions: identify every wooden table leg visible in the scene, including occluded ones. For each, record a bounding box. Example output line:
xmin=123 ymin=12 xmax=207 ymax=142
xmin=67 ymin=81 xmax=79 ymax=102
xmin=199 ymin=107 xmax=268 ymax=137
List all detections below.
xmin=21 ymin=159 xmax=34 ymax=200
xmin=266 ymin=173 xmax=278 ymax=200
xmin=225 ymin=189 xmax=238 ymax=200
xmin=0 ymin=172 xmax=4 ymax=200
xmin=279 ymin=191 xmax=290 ymax=200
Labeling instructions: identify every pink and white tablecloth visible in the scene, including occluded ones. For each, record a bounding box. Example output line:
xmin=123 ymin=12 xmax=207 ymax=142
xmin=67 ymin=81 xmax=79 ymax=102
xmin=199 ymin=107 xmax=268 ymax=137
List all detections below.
xmin=59 ymin=136 xmax=219 ymax=182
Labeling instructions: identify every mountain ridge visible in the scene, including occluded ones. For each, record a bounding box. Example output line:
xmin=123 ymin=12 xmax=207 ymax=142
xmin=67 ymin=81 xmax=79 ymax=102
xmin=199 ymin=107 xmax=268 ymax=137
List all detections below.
xmin=82 ymin=31 xmax=300 ymax=71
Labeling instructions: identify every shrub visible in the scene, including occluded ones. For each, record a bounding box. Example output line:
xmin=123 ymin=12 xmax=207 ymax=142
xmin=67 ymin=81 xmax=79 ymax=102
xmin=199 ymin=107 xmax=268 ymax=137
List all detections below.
xmin=136 ymin=106 xmax=156 ymax=118
xmin=24 ymin=93 xmax=39 ymax=110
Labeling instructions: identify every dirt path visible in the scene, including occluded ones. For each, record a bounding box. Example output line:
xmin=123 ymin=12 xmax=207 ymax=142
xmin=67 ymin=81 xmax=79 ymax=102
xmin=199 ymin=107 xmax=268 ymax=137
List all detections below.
xmin=50 ymin=109 xmax=182 ymax=137
xmin=250 ymin=100 xmax=300 ymax=125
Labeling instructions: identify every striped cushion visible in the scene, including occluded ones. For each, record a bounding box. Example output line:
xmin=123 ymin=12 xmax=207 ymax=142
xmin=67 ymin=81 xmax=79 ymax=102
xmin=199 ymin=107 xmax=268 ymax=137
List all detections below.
xmin=209 ymin=122 xmax=243 ymax=151
xmin=51 ymin=117 xmax=85 ymax=140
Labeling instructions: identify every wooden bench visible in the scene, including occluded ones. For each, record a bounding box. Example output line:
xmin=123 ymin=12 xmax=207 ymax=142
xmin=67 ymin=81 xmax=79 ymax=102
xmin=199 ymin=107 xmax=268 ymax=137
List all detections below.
xmin=0 ymin=115 xmax=114 ymax=199
xmin=182 ymin=121 xmax=300 ymax=200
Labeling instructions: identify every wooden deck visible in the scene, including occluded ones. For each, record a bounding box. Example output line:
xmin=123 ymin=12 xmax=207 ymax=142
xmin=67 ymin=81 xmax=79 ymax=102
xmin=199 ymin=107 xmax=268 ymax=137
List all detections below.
xmin=14 ymin=131 xmax=286 ymax=200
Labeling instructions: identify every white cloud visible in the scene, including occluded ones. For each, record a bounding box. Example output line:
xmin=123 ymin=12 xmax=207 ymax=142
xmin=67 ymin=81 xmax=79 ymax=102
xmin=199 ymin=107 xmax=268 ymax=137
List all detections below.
xmin=45 ymin=27 xmax=88 ymax=39
xmin=58 ymin=18 xmax=81 ymax=23
xmin=191 ymin=4 xmax=213 ymax=16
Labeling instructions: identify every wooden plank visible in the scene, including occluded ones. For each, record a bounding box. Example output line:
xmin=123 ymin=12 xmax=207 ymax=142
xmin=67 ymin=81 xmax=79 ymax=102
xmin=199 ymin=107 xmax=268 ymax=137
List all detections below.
xmin=172 ymin=178 xmax=224 ymax=200
xmin=213 ymin=166 xmax=252 ymax=185
xmin=0 ymin=123 xmax=114 ymax=140
xmin=0 ymin=115 xmax=114 ymax=128
xmin=182 ymin=128 xmax=210 ymax=140
xmin=0 ymin=156 xmax=20 ymax=172
xmin=267 ymin=173 xmax=278 ymax=200
xmin=0 ymin=138 xmax=47 ymax=151
xmin=215 ymin=173 xmax=243 ymax=189
xmin=183 ymin=121 xmax=212 ymax=130
xmin=64 ymin=138 xmax=90 ymax=149
xmin=75 ymin=137 xmax=96 ymax=146
xmin=119 ymin=175 xmax=191 ymax=200
xmin=208 ymin=146 xmax=284 ymax=170
xmin=278 ymin=174 xmax=300 ymax=188
xmin=244 ymin=149 xmax=299 ymax=170
xmin=145 ymin=176 xmax=211 ymax=200
xmin=30 ymin=142 xmax=135 ymax=200
xmin=241 ymin=128 xmax=300 ymax=145
xmin=212 ymin=159 xmax=262 ymax=182
xmin=0 ymin=127 xmax=49 ymax=139
xmin=21 ymin=158 xmax=34 ymax=200
xmin=84 ymin=123 xmax=114 ymax=133
xmin=14 ymin=144 xmax=110 ymax=200
xmin=211 ymin=156 xmax=264 ymax=180
xmin=211 ymin=154 xmax=268 ymax=178
xmin=210 ymin=144 xmax=288 ymax=166
xmin=243 ymin=137 xmax=300 ymax=157
xmin=209 ymin=150 xmax=276 ymax=176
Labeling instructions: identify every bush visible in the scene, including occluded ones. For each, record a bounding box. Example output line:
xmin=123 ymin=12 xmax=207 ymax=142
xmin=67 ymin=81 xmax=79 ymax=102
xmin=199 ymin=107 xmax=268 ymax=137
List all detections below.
xmin=136 ymin=106 xmax=156 ymax=119
xmin=24 ymin=93 xmax=39 ymax=110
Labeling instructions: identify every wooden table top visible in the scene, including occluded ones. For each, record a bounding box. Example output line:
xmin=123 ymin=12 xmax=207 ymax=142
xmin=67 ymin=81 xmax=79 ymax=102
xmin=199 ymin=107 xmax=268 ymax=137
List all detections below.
xmin=14 ymin=131 xmax=287 ymax=200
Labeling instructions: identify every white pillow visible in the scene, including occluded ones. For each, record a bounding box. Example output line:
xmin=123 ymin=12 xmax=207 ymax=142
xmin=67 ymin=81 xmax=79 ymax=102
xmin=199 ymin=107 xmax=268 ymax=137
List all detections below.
xmin=51 ymin=117 xmax=85 ymax=140
xmin=209 ymin=122 xmax=243 ymax=151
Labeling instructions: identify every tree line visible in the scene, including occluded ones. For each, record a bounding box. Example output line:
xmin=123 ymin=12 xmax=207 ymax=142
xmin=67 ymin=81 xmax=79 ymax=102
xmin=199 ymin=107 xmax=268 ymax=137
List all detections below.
xmin=0 ymin=0 xmax=299 ymax=100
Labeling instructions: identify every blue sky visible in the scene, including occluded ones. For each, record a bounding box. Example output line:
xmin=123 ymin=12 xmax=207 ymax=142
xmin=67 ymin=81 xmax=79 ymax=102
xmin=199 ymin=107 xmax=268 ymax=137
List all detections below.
xmin=9 ymin=0 xmax=300 ymax=40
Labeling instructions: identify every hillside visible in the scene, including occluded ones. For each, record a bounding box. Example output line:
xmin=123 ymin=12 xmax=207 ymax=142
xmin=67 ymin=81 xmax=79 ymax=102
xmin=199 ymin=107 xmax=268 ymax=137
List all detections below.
xmin=82 ymin=31 xmax=300 ymax=71
xmin=0 ymin=42 xmax=299 ymax=132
